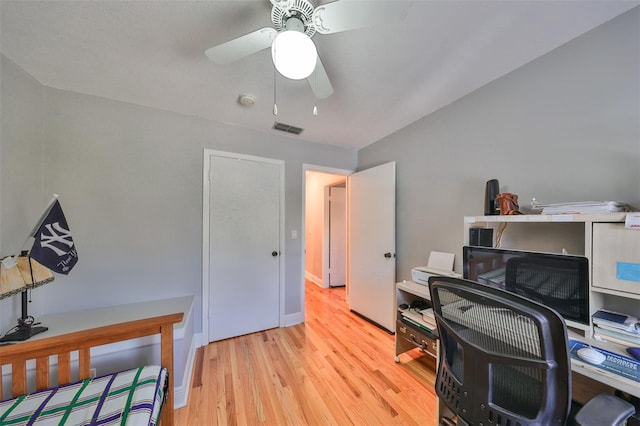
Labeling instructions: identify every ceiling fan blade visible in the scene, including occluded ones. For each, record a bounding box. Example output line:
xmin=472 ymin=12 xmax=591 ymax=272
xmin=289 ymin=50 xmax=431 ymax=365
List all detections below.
xmin=269 ymin=0 xmax=292 ymax=9
xmin=312 ymin=1 xmax=409 ymax=35
xmin=205 ymin=27 xmax=277 ymax=64
xmin=307 ymin=55 xmax=333 ymax=99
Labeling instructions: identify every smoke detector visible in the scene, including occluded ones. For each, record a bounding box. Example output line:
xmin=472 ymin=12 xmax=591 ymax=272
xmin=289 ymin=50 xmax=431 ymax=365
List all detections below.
xmin=238 ymin=94 xmax=256 ymax=107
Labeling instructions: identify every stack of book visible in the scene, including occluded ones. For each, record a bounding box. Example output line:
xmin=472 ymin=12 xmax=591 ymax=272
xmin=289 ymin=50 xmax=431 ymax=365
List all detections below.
xmin=420 ymin=308 xmax=437 ymax=329
xmin=592 ymin=309 xmax=640 ymax=347
xmin=534 ymin=201 xmax=633 ymax=215
xmin=400 ymin=308 xmax=437 ymax=334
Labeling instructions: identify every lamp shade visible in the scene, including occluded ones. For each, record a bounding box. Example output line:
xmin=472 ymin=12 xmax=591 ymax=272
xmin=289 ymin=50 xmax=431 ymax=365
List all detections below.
xmin=0 ymin=259 xmax=26 ymax=299
xmin=0 ymin=256 xmax=54 ymax=300
xmin=272 ymin=30 xmax=317 ymax=80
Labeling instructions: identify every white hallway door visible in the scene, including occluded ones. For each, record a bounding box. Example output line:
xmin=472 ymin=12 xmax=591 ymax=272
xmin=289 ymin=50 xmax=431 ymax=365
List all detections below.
xmin=328 ymin=184 xmax=346 ymax=287
xmin=348 ymin=161 xmax=396 ymax=332
xmin=206 ymin=152 xmax=282 ymax=342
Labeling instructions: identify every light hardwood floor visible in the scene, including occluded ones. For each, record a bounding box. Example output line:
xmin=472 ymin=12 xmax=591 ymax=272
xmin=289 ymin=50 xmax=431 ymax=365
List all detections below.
xmin=175 ymin=281 xmax=438 ymax=425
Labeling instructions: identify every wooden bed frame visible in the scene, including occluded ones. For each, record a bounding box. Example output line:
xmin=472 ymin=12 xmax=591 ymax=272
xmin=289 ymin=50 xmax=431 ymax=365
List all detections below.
xmin=0 ymin=312 xmax=183 ymax=425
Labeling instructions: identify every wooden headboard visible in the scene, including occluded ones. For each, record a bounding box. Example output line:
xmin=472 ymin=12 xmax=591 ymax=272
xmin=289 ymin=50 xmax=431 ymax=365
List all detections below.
xmin=0 ymin=312 xmax=183 ymax=425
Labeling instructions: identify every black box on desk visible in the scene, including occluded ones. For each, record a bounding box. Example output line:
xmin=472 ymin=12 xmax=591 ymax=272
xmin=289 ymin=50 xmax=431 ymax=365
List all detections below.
xmin=469 ymin=228 xmax=493 ymax=247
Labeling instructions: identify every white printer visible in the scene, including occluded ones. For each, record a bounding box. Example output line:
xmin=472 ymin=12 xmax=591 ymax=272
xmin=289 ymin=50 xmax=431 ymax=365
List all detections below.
xmin=411 ymin=266 xmax=462 ymax=286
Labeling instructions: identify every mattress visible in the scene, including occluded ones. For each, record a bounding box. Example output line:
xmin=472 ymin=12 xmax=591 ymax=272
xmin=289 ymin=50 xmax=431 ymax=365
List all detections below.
xmin=0 ymin=365 xmax=167 ymax=426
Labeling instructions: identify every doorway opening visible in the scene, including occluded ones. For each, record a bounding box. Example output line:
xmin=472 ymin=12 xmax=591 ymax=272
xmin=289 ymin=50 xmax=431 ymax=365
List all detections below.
xmin=304 ymin=169 xmax=348 ymax=288
xmin=300 ymin=164 xmax=353 ymax=317
xmin=302 ymin=162 xmax=396 ymax=331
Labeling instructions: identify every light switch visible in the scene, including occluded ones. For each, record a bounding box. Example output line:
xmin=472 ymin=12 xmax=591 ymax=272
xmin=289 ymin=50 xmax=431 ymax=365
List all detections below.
xmin=291 ymin=230 xmax=298 ymax=240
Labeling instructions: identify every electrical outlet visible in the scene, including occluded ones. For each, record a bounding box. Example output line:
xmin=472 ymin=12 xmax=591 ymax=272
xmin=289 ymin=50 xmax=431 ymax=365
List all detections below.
xmin=90 ymin=368 xmax=97 ymax=378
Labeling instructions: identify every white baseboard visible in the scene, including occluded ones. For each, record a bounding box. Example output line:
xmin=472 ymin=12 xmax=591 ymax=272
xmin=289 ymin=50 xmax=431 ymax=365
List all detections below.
xmin=305 ymin=271 xmax=325 ymax=288
xmin=283 ymin=311 xmax=304 ymax=327
xmin=193 ymin=332 xmax=203 ymax=349
xmin=173 ymin=332 xmax=201 ymax=408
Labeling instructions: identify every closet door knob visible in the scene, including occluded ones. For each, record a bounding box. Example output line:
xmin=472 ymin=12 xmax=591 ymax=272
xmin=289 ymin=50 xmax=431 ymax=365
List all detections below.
xmin=272 ymin=251 xmax=279 ymax=257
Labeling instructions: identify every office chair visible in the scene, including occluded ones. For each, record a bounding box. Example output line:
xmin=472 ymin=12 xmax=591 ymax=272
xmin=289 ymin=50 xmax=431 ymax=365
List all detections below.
xmin=428 ymin=276 xmax=635 ymax=426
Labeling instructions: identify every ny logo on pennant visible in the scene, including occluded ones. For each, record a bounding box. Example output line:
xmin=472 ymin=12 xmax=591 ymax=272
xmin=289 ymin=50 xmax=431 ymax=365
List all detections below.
xmin=40 ymin=222 xmax=75 ymax=256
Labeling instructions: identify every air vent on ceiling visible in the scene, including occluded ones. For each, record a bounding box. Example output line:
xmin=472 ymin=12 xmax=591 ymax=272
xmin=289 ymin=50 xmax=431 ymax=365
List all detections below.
xmin=273 ymin=122 xmax=304 ymax=135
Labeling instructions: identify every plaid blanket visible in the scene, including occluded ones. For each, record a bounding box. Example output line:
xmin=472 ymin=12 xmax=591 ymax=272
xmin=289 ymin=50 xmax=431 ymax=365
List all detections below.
xmin=0 ymin=365 xmax=167 ymax=425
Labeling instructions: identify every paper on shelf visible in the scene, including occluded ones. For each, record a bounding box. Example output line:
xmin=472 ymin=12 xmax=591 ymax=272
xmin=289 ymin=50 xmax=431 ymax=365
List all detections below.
xmin=625 ymin=213 xmax=640 ymax=229
xmin=532 ymin=201 xmax=633 ymax=215
xmin=427 ymin=251 xmax=455 ymax=272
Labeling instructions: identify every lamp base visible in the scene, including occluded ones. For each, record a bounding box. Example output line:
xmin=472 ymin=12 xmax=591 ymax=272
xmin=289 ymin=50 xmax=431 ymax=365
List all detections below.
xmin=0 ymin=324 xmax=48 ymax=342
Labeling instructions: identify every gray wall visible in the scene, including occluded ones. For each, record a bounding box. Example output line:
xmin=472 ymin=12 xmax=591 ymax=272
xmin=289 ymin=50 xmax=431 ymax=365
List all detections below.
xmin=0 ymin=56 xmax=47 ymax=330
xmin=358 ymin=8 xmax=640 ymax=279
xmin=1 ymin=54 xmax=357 ymax=335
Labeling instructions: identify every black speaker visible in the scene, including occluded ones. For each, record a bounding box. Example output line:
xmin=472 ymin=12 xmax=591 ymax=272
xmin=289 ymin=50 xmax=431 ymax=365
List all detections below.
xmin=469 ymin=228 xmax=493 ymax=247
xmin=484 ymin=179 xmax=500 ymax=215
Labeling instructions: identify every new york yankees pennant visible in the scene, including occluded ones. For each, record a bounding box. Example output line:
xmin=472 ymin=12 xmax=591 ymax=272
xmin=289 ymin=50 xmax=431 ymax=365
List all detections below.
xmin=30 ymin=200 xmax=78 ymax=274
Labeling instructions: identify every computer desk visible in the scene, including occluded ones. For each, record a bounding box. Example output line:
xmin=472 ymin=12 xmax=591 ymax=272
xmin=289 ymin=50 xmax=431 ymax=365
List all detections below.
xmin=403 ymin=279 xmax=637 ymax=400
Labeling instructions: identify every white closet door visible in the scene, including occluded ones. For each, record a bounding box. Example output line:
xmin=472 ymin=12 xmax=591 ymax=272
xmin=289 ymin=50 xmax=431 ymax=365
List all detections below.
xmin=208 ymin=154 xmax=282 ymax=342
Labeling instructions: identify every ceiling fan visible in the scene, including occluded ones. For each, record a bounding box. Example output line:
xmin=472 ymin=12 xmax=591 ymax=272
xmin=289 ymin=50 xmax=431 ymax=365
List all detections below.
xmin=205 ymin=0 xmax=408 ymax=99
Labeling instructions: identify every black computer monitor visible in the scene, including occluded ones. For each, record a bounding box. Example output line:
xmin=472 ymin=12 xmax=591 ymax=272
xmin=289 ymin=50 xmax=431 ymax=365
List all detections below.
xmin=462 ymin=246 xmax=590 ymax=325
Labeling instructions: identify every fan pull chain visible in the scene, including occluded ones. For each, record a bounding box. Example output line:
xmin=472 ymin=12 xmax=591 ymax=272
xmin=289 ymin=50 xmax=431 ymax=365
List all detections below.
xmin=312 ymin=67 xmax=318 ymax=116
xmin=273 ymin=50 xmax=278 ymax=116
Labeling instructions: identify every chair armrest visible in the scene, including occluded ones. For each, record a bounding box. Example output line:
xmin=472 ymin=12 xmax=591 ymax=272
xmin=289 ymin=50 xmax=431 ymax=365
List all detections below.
xmin=575 ymin=393 xmax=635 ymax=426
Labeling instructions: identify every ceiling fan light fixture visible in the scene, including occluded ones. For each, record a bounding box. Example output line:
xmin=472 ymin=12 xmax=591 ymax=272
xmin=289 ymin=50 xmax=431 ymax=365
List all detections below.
xmin=271 ymin=30 xmax=317 ymax=80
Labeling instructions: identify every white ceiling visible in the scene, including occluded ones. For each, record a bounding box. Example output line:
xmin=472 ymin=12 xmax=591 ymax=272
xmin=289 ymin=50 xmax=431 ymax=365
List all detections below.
xmin=1 ymin=1 xmax=638 ymax=150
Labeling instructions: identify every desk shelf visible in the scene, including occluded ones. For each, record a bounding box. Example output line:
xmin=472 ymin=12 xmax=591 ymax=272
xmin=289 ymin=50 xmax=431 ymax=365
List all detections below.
xmin=464 ymin=213 xmax=639 ymax=399
xmin=395 ymin=281 xmax=438 ymax=364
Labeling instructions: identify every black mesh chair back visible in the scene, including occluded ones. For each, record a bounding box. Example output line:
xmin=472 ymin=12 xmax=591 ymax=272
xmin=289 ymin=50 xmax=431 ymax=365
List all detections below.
xmin=429 ymin=276 xmax=571 ymax=426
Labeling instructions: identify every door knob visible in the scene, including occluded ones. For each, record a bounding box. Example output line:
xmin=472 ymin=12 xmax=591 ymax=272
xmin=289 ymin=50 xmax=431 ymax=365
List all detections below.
xmin=384 ymin=252 xmax=393 ymax=258
xmin=272 ymin=251 xmax=279 ymax=257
